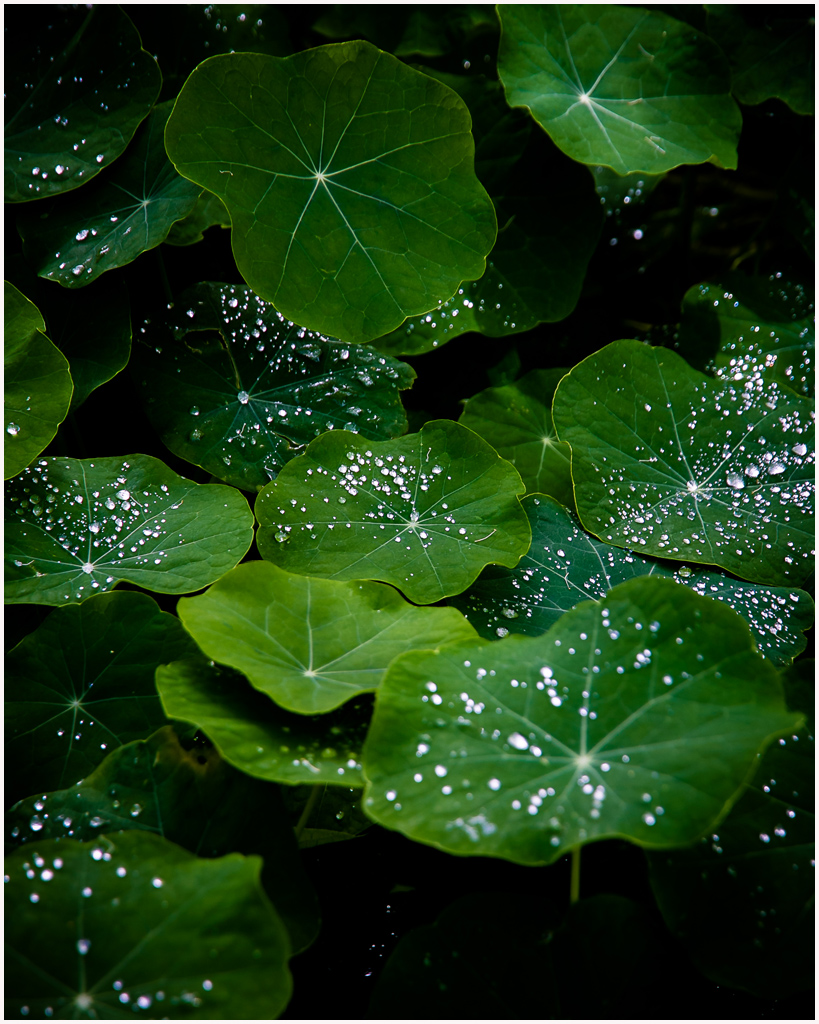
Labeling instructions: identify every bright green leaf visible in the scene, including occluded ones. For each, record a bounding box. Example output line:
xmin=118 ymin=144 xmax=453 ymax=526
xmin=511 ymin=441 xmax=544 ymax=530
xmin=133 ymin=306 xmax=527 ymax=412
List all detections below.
xmin=18 ymin=103 xmax=202 ymax=288
xmin=552 ymin=339 xmax=815 ymax=587
xmin=362 ymin=576 xmax=800 ymax=865
xmin=132 ymin=282 xmax=414 ymax=491
xmin=255 ymin=420 xmax=531 ymax=604
xmin=497 ymin=4 xmax=741 ymax=174
xmin=164 ymin=43 xmax=497 ymax=343
xmin=5 ymin=455 xmax=254 ymax=605
xmin=178 ymin=561 xmax=477 ymax=714
xmin=4 ymin=831 xmax=292 ymax=1019
xmin=4 ymin=5 xmax=161 ymax=202
xmin=164 ymin=191 xmax=231 ymax=247
xmin=4 ymin=282 xmax=73 ymax=480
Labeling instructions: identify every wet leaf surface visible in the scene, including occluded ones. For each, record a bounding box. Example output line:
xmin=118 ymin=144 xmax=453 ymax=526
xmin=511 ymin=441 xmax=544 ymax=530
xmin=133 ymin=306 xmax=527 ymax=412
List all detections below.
xmin=5 ymin=455 xmax=254 ymax=604
xmin=255 ymin=420 xmax=530 ymax=604
xmin=363 ymin=576 xmax=800 ymax=865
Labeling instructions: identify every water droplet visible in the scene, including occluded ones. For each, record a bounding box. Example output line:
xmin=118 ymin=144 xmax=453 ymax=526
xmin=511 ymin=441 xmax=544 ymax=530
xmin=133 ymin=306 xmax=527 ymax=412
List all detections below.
xmin=77 ymin=939 xmax=91 ymax=955
xmin=6 ymin=423 xmax=21 ymax=436
xmin=237 ymin=391 xmax=250 ymax=404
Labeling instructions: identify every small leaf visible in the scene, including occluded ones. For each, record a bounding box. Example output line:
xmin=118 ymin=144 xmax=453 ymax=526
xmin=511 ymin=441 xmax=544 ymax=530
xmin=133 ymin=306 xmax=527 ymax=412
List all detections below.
xmin=4 ymin=831 xmax=292 ymax=1019
xmin=178 ymin=561 xmax=477 ymax=713
xmin=255 ymin=420 xmax=531 ymax=604
xmin=497 ymin=5 xmax=741 ymax=174
xmin=5 ymin=455 xmax=254 ymax=605
xmin=165 ymin=43 xmax=497 ymax=343
xmin=362 ymin=576 xmax=800 ymax=865
xmin=164 ymin=191 xmax=230 ymax=247
xmin=132 ymin=282 xmax=414 ymax=491
xmin=552 ymin=339 xmax=815 ymax=587
xmin=4 ymin=282 xmax=73 ymax=479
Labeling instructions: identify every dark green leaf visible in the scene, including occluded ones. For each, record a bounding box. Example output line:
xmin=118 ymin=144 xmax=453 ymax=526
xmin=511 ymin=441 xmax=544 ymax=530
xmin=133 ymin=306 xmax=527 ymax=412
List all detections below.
xmin=165 ymin=44 xmax=497 ymax=343
xmin=4 ymin=831 xmax=292 ymax=1019
xmin=497 ymin=5 xmax=741 ymax=174
xmin=5 ymin=454 xmax=254 ymax=605
xmin=132 ymin=282 xmax=414 ymax=491
xmin=164 ymin=191 xmax=230 ymax=247
xmin=18 ymin=103 xmax=202 ymax=287
xmin=552 ymin=339 xmax=815 ymax=587
xmin=255 ymin=420 xmax=531 ymax=604
xmin=4 ymin=5 xmax=161 ymax=202
xmin=4 ymin=282 xmax=73 ymax=479
xmin=156 ymin=657 xmax=372 ymax=787
xmin=5 ymin=592 xmax=196 ymax=807
xmin=362 ymin=576 xmax=800 ymax=865
xmin=591 ymin=166 xmax=665 ymax=215
xmin=282 ymin=783 xmax=372 ymax=849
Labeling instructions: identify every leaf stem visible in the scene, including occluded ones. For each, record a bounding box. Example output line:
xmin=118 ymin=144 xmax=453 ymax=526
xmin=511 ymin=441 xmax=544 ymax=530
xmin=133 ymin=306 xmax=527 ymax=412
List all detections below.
xmin=570 ymin=847 xmax=581 ymax=904
xmin=294 ymin=784 xmax=324 ymax=840
xmin=154 ymin=247 xmax=174 ymax=306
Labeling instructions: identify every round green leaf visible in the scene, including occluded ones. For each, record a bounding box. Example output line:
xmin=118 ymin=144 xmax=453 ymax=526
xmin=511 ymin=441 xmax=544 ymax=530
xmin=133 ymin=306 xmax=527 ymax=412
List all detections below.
xmin=4 ymin=831 xmax=292 ymax=1019
xmin=132 ymin=282 xmax=415 ymax=491
xmin=164 ymin=43 xmax=497 ymax=343
xmin=459 ymin=369 xmax=573 ymax=503
xmin=452 ymin=494 xmax=814 ymax=667
xmin=4 ymin=5 xmax=161 ymax=202
xmin=497 ymin=4 xmax=741 ymax=174
xmin=552 ymin=339 xmax=815 ymax=587
xmin=4 ymin=591 xmax=196 ymax=806
xmin=156 ymin=657 xmax=372 ymax=787
xmin=362 ymin=576 xmax=800 ymax=865
xmin=4 ymin=282 xmax=73 ymax=480
xmin=18 ymin=103 xmax=202 ymax=288
xmin=178 ymin=561 xmax=477 ymax=714
xmin=5 ymin=455 xmax=254 ymax=605
xmin=255 ymin=420 xmax=531 ymax=604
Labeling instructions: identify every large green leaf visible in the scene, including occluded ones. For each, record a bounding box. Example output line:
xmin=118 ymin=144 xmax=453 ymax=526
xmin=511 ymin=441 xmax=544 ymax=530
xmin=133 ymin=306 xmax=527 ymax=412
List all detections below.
xmin=164 ymin=43 xmax=497 ymax=343
xmin=458 ymin=369 xmax=573 ymax=503
xmin=497 ymin=5 xmax=741 ymax=174
xmin=647 ymin=660 xmax=814 ymax=998
xmin=5 ymin=455 xmax=254 ymax=605
xmin=132 ymin=282 xmax=414 ymax=491
xmin=552 ymin=340 xmax=815 ymax=587
xmin=255 ymin=420 xmax=531 ymax=604
xmin=178 ymin=561 xmax=477 ymax=714
xmin=4 ymin=591 xmax=196 ymax=807
xmin=4 ymin=831 xmax=292 ymax=1019
xmin=6 ymin=725 xmax=320 ymax=955
xmin=18 ymin=103 xmax=202 ymax=288
xmin=4 ymin=5 xmax=161 ymax=202
xmin=362 ymin=576 xmax=800 ymax=866
xmin=4 ymin=282 xmax=73 ymax=480
xmin=156 ymin=658 xmax=372 ymax=787
xmin=452 ymin=495 xmax=814 ymax=667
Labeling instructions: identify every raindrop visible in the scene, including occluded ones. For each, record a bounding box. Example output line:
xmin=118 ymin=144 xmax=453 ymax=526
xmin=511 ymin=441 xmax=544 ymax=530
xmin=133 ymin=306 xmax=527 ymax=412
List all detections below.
xmin=6 ymin=423 xmax=21 ymax=436
xmin=237 ymin=390 xmax=250 ymax=404
xmin=77 ymin=939 xmax=91 ymax=955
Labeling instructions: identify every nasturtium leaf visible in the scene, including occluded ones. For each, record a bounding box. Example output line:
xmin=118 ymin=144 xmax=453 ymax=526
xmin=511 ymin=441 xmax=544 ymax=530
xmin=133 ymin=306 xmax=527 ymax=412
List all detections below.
xmin=705 ymin=7 xmax=814 ymax=116
xmin=552 ymin=339 xmax=815 ymax=587
xmin=132 ymin=282 xmax=414 ymax=491
xmin=591 ymin=165 xmax=665 ymax=215
xmin=4 ymin=5 xmax=161 ymax=202
xmin=497 ymin=5 xmax=741 ymax=175
xmin=4 ymin=831 xmax=292 ymax=1019
xmin=283 ymin=784 xmax=372 ymax=849
xmin=156 ymin=658 xmax=372 ymax=787
xmin=5 ymin=455 xmax=254 ymax=605
xmin=4 ymin=282 xmax=73 ymax=480
xmin=459 ymin=369 xmax=573 ymax=503
xmin=452 ymin=495 xmax=814 ymax=667
xmin=6 ymin=725 xmax=320 ymax=955
xmin=18 ymin=103 xmax=202 ymax=288
xmin=362 ymin=576 xmax=800 ymax=866
xmin=178 ymin=561 xmax=477 ymax=714
xmin=677 ymin=275 xmax=814 ymax=398
xmin=255 ymin=420 xmax=530 ymax=604
xmin=647 ymin=659 xmax=815 ymax=998
xmin=164 ymin=43 xmax=497 ymax=343
xmin=164 ymin=191 xmax=230 ymax=247
xmin=5 ymin=592 xmax=196 ymax=808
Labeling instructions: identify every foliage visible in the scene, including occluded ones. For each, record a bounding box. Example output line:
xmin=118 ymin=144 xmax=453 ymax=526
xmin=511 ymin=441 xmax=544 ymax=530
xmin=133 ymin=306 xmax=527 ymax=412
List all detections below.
xmin=4 ymin=5 xmax=814 ymax=1020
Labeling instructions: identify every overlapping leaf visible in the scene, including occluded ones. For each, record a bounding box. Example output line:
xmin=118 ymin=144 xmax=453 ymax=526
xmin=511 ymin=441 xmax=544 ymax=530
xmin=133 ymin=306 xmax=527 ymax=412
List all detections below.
xmin=132 ymin=282 xmax=414 ymax=491
xmin=255 ymin=420 xmax=530 ymax=604
xmin=497 ymin=5 xmax=741 ymax=174
xmin=165 ymin=43 xmax=497 ymax=343
xmin=363 ymin=576 xmax=800 ymax=865
xmin=5 ymin=455 xmax=254 ymax=605
xmin=553 ymin=340 xmax=815 ymax=587
xmin=164 ymin=191 xmax=230 ymax=247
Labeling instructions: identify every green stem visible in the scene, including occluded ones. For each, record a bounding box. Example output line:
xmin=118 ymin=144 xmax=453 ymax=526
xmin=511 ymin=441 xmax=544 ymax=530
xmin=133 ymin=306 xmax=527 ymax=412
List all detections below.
xmin=154 ymin=247 xmax=174 ymax=306
xmin=293 ymin=784 xmax=324 ymax=841
xmin=570 ymin=847 xmax=581 ymax=904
